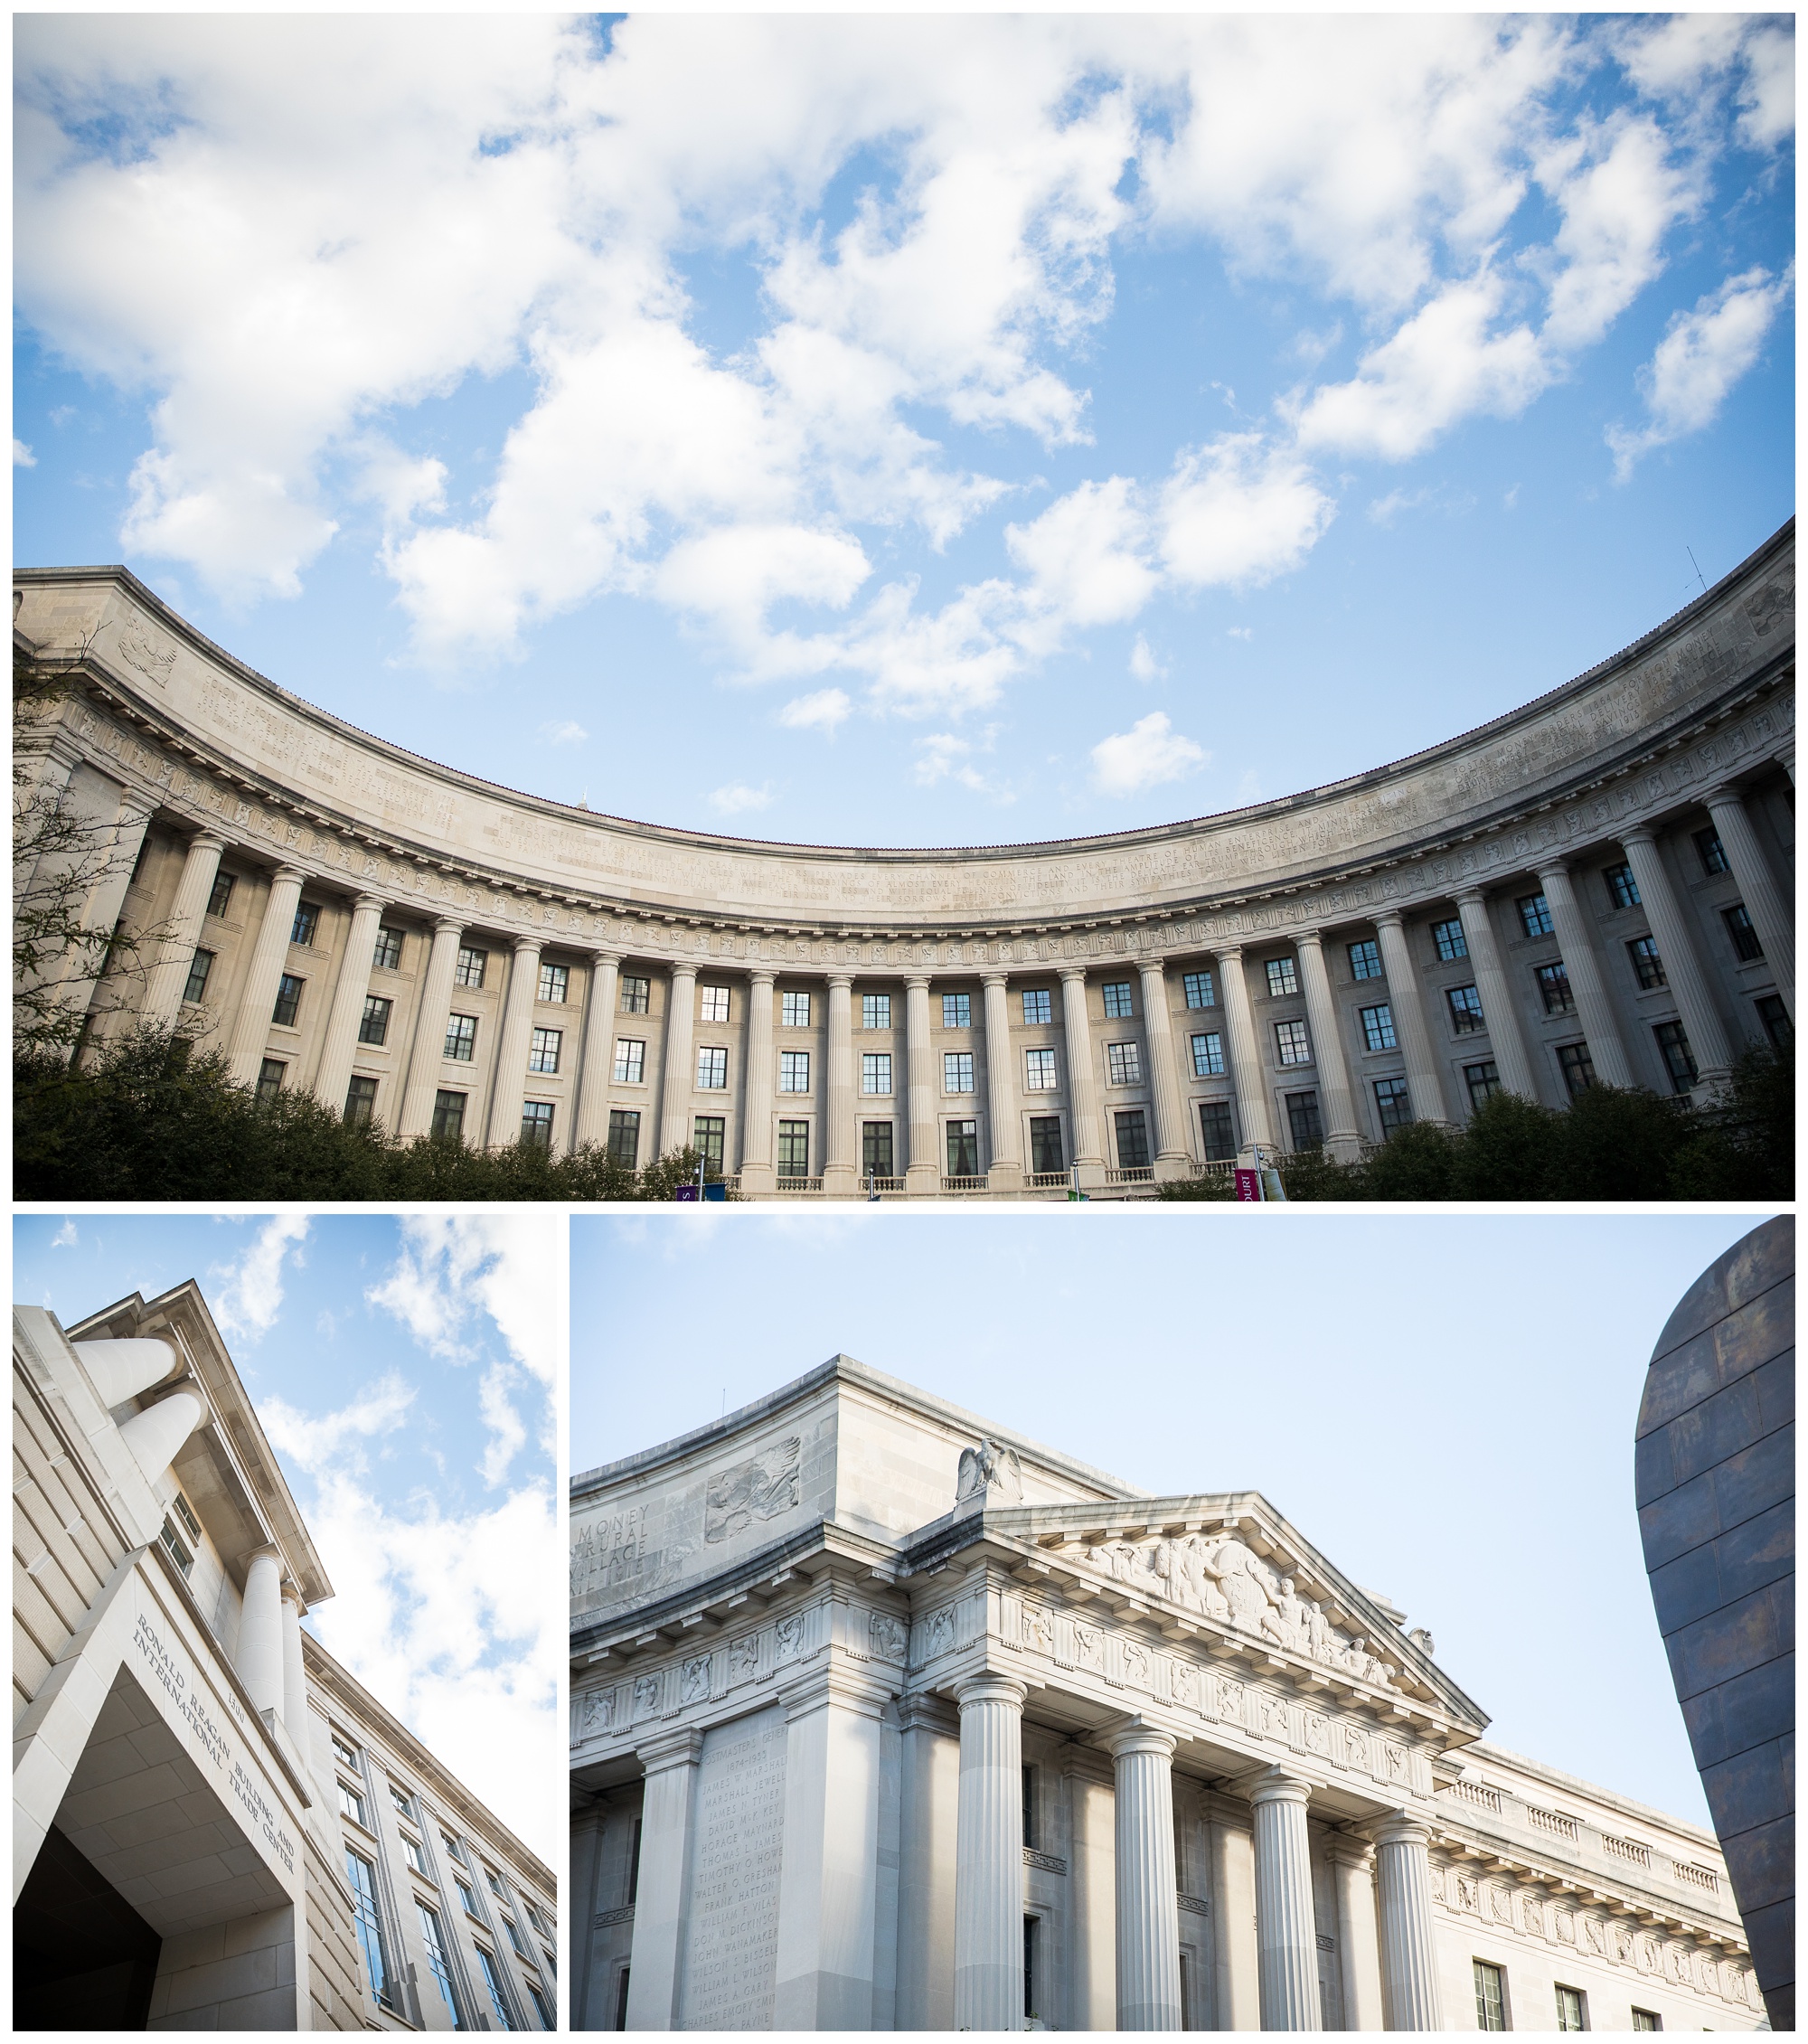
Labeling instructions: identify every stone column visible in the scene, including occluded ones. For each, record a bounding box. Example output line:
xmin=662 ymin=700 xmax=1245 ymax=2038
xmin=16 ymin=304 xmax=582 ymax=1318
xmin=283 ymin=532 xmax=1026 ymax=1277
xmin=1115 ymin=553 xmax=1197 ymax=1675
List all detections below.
xmin=654 ymin=962 xmax=698 ymax=1160
xmin=485 ymin=937 xmax=544 ymax=1147
xmin=1293 ymin=931 xmax=1362 ymax=1162
xmin=1534 ymin=860 xmax=1635 ymax=1087
xmin=279 ymin=1587 xmax=308 ymax=1742
xmin=1206 ymin=1795 xmax=1260 ymax=2031
xmin=397 ymin=918 xmax=464 ymax=1140
xmin=1136 ymin=961 xmax=1191 ymax=1181
xmin=223 ymin=865 xmax=306 ymax=1088
xmin=1373 ymin=1815 xmax=1442 ymax=2032
xmin=1326 ymin=1835 xmax=1384 ymax=2031
xmin=953 ymin=1672 xmax=1027 ymax=2032
xmin=140 ymin=831 xmax=227 ymax=1025
xmin=897 ymin=1698 xmax=960 ymax=2032
xmin=571 ymin=949 xmax=622 ymax=1154
xmin=117 ymin=1386 xmax=204 ymax=1486
xmin=1215 ymin=947 xmax=1276 ymax=1155
xmin=1704 ymin=784 xmax=1794 ymax=1017
xmin=741 ymin=969 xmax=777 ymax=1194
xmin=904 ymin=975 xmax=939 ymax=1194
xmin=236 ymin=1546 xmax=286 ymax=1719
xmin=1371 ymin=911 xmax=1450 ymax=1124
xmin=983 ymin=973 xmax=1023 ymax=1192
xmin=624 ymin=1728 xmax=703 ymax=2030
xmin=824 ymin=974 xmax=857 ymax=1197
xmin=309 ymin=893 xmax=385 ymax=1116
xmin=1065 ymin=1747 xmax=1117 ymax=2031
xmin=45 ymin=796 xmax=151 ymax=1039
xmin=1108 ymin=1724 xmax=1182 ymax=2030
xmin=1250 ymin=1768 xmax=1320 ymax=2031
xmin=1453 ymin=888 xmax=1539 ymax=1101
xmin=1617 ymin=828 xmax=1736 ymax=1084
xmin=1059 ymin=967 xmax=1106 ymax=1185
xmin=71 ymin=1336 xmax=178 ymax=1407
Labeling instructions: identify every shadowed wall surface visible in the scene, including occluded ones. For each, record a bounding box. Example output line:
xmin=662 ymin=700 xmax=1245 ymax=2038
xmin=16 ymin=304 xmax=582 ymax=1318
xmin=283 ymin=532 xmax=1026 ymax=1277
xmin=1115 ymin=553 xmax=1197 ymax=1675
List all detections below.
xmin=1637 ymin=1215 xmax=1794 ymax=2031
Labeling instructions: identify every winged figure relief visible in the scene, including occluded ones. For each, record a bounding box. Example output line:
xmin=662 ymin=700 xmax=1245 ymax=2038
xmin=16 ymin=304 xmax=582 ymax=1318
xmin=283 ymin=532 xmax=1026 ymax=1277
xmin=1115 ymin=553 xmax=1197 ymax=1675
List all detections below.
xmin=704 ymin=1436 xmax=803 ymax=1542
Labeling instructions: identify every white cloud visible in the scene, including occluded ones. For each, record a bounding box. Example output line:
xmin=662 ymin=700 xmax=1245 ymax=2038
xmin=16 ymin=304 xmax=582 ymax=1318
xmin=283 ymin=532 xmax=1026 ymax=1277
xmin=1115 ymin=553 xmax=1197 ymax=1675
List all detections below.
xmin=1005 ymin=476 xmax=1156 ymax=628
xmin=1090 ymin=711 xmax=1207 ymax=797
xmin=368 ymin=1214 xmax=560 ymax=1388
xmin=1159 ymin=434 xmax=1335 ymax=588
xmin=777 ymin=686 xmax=852 ymax=734
xmin=1129 ymin=634 xmax=1164 ymax=681
xmin=260 ymin=1371 xmax=416 ymax=1474
xmin=913 ymin=728 xmax=1009 ymax=798
xmin=1227 ymin=626 xmax=1253 ymax=642
xmin=476 ymin=1362 xmax=528 ymax=1488
xmin=707 ymin=780 xmax=776 ymax=816
xmin=210 ymin=1213 xmax=310 ymax=1343
xmin=538 ymin=718 xmax=588 ymax=746
xmin=1607 ymin=266 xmax=1793 ymax=480
xmin=14 ymin=439 xmax=37 ymax=467
xmin=52 ymin=1220 xmax=78 ymax=1248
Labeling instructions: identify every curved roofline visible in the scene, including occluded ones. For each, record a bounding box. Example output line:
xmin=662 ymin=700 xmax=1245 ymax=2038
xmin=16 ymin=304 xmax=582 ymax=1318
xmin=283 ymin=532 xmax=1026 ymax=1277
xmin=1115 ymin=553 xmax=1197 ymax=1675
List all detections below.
xmin=15 ymin=514 xmax=1793 ymax=863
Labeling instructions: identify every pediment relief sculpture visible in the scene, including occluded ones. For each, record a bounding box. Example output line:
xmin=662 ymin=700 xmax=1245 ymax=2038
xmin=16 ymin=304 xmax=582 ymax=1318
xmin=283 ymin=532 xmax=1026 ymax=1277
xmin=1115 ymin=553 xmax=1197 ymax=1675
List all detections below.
xmin=704 ymin=1436 xmax=802 ymax=1542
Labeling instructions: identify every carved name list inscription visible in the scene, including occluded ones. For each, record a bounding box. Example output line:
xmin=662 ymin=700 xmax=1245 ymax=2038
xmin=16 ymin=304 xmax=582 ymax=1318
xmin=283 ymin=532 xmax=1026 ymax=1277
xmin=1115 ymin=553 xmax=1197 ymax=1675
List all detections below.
xmin=679 ymin=1706 xmax=788 ymax=2030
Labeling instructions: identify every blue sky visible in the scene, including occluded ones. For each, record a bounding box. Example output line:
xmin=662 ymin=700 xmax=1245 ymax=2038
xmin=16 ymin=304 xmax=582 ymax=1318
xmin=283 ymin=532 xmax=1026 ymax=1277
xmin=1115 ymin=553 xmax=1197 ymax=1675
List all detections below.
xmin=573 ymin=1208 xmax=1779 ymax=1829
xmin=14 ymin=1211 xmax=563 ymax=1864
xmin=14 ymin=15 xmax=1793 ymax=848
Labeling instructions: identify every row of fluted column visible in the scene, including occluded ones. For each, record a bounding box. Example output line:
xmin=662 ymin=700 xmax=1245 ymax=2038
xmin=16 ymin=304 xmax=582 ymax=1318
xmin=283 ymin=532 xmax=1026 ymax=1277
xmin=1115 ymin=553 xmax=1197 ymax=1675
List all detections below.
xmin=950 ymin=1673 xmax=1443 ymax=2032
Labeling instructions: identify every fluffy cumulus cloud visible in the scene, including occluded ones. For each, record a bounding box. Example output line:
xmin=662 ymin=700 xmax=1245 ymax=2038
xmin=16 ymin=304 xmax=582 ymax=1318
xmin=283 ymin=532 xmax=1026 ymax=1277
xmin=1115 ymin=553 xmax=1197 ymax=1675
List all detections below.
xmin=1091 ymin=711 xmax=1208 ymax=797
xmin=14 ymin=14 xmax=1793 ymax=781
xmin=210 ymin=1214 xmax=310 ymax=1342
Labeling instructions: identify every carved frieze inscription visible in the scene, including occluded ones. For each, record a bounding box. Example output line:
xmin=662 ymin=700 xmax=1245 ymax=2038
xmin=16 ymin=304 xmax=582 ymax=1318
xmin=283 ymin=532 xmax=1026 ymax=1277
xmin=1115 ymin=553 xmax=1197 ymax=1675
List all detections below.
xmin=679 ymin=1706 xmax=787 ymax=2030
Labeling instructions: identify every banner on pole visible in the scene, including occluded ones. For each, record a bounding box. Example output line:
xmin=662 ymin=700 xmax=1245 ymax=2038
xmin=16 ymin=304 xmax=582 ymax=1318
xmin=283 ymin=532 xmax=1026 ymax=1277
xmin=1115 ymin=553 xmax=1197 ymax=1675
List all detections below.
xmin=1233 ymin=1167 xmax=1262 ymax=1202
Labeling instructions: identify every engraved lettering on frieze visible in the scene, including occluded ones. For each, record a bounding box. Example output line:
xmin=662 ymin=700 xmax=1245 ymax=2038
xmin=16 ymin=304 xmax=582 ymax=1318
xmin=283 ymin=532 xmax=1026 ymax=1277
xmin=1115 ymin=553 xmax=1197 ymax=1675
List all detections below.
xmin=869 ymin=1612 xmax=908 ymax=1661
xmin=682 ymin=1655 xmax=712 ymax=1705
xmin=704 ymin=1436 xmax=801 ymax=1542
xmin=570 ymin=1506 xmax=648 ymax=1599
xmin=773 ymin=1613 xmax=805 ymax=1664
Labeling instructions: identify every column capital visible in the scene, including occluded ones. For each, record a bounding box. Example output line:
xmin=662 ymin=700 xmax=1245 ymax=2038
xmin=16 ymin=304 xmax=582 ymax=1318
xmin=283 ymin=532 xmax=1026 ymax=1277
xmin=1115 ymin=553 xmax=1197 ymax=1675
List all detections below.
xmin=188 ymin=830 xmax=228 ymax=853
xmin=955 ymin=1672 xmax=1027 ymax=1712
xmin=584 ymin=945 xmax=623 ymax=965
xmin=1372 ymin=1811 xmax=1432 ymax=1850
xmin=1532 ymin=854 xmax=1573 ymax=881
xmin=826 ymin=971 xmax=853 ymax=991
xmin=1058 ymin=963 xmax=1088 ymax=984
xmin=1104 ymin=1720 xmax=1177 ymax=1762
xmin=1701 ymin=780 xmax=1746 ymax=809
xmin=1453 ymin=881 xmax=1490 ymax=906
xmin=432 ymin=915 xmax=464 ymax=935
xmin=904 ymin=971 xmax=932 ymax=991
xmin=636 ymin=1725 xmax=706 ymax=1774
xmin=1215 ymin=939 xmax=1245 ymax=959
xmin=1248 ymin=1765 xmax=1314 ymax=1811
xmin=1618 ymin=821 xmax=1660 ymax=850
xmin=981 ymin=969 xmax=1009 ymax=989
xmin=350 ymin=891 xmax=385 ymax=914
xmin=668 ymin=957 xmax=697 ymax=979
xmin=749 ymin=965 xmax=777 ymax=986
xmin=1294 ymin=925 xmax=1327 ymax=952
xmin=1370 ymin=904 xmax=1405 ymax=929
xmin=270 ymin=862 xmax=306 ymax=885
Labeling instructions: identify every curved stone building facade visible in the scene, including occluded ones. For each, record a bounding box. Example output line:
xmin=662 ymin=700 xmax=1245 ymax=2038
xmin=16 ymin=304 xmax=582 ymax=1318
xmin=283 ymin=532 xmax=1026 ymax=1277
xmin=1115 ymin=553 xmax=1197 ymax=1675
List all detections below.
xmin=14 ymin=522 xmax=1793 ymax=1195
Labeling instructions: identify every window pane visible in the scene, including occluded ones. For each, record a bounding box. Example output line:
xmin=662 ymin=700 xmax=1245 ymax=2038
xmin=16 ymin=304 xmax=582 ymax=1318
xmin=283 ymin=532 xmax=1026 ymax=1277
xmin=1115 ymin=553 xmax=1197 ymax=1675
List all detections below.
xmin=1024 ymin=1047 xmax=1058 ymax=1090
xmin=1653 ymin=1021 xmax=1698 ymax=1093
xmin=344 ymin=1077 xmax=379 ymax=1128
xmin=447 ymin=1013 xmax=479 ymax=1060
xmin=1265 ymin=957 xmax=1299 ymax=997
xmin=862 ymin=1052 xmax=892 ymax=1094
xmin=607 ymin=1109 xmax=640 ymax=1167
xmin=521 ymin=1102 xmax=554 ymax=1148
xmin=291 ymin=902 xmax=319 ymax=947
xmin=1629 ymin=935 xmax=1666 ymax=988
xmin=1446 ymin=984 xmax=1484 ymax=1033
xmin=780 ymin=1050 xmax=811 ymax=1092
xmin=206 ymin=873 xmax=234 ymax=917
xmin=1756 ymin=993 xmax=1793 ymax=1046
xmin=944 ymin=1051 xmax=975 ymax=1092
xmin=1429 ymin=919 xmax=1468 ymax=962
xmin=862 ymin=992 xmax=890 ymax=1029
xmin=1694 ymin=825 xmax=1728 ymax=874
xmin=1106 ymin=1041 xmax=1141 ymax=1085
xmin=942 ymin=992 xmax=971 ymax=1029
xmin=431 ymin=1090 xmax=466 ymax=1142
xmin=693 ymin=1116 xmax=725 ymax=1175
xmin=1359 ymin=1004 xmax=1397 ymax=1052
xmin=1114 ymin=1110 xmax=1150 ymax=1169
xmin=862 ymin=1122 xmax=893 ymax=1175
xmin=1022 ymin=988 xmax=1052 ymax=1024
xmin=1537 ymin=962 xmax=1575 ymax=1014
xmin=1274 ymin=1019 xmax=1310 ymax=1066
xmin=620 ymin=975 xmax=650 ymax=1013
xmin=1604 ymin=862 xmax=1641 ymax=909
xmin=1199 ymin=1100 xmax=1236 ymax=1161
xmin=1348 ymin=939 xmax=1383 ymax=978
xmin=777 ymin=1121 xmax=810 ymax=1178
xmin=372 ymin=926 xmax=403 ymax=971
xmin=272 ymin=973 xmax=305 ymax=1026
xmin=614 ymin=1038 xmax=645 ymax=1083
xmin=699 ymin=984 xmax=730 ymax=1023
xmin=696 ymin=1044 xmax=727 ymax=1088
xmin=1557 ymin=1042 xmax=1596 ymax=1096
xmin=1029 ymin=1116 xmax=1063 ymax=1173
xmin=782 ymin=990 xmax=812 ymax=1028
xmin=538 ymin=961 xmax=570 ymax=1003
xmin=359 ymin=994 xmax=392 ymax=1045
xmin=256 ymin=1059 xmax=286 ymax=1103
xmin=1464 ymin=1061 xmax=1501 ymax=1109
xmin=1191 ymin=1031 xmax=1225 ymax=1078
xmin=1102 ymin=981 xmax=1134 ymax=1018
xmin=1374 ymin=1077 xmax=1412 ymax=1133
xmin=346 ymin=1850 xmax=398 ymax=2011
xmin=1517 ymin=892 xmax=1554 ymax=937
xmin=1723 ymin=902 xmax=1764 ymax=961
xmin=1182 ymin=970 xmax=1216 ymax=1008
xmin=183 ymin=948 xmax=214 ymax=1003
xmin=456 ymin=945 xmax=488 ymax=987
xmin=1285 ymin=1090 xmax=1323 ymax=1148
xmin=946 ymin=1119 xmax=979 ymax=1175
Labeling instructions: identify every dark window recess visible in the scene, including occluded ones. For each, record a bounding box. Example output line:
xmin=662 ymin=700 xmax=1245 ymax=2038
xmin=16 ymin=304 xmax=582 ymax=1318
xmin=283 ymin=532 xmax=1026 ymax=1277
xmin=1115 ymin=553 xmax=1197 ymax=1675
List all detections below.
xmin=1199 ymin=1099 xmax=1236 ymax=1162
xmin=1023 ymin=1915 xmax=1039 ymax=2028
xmin=344 ymin=1077 xmax=379 ymax=1128
xmin=290 ymin=901 xmax=320 ymax=947
xmin=1464 ymin=1061 xmax=1501 ymax=1109
xmin=607 ymin=1110 xmax=640 ymax=1168
xmin=1114 ymin=1110 xmax=1151 ymax=1170
xmin=182 ymin=949 xmax=214 ymax=1004
xmin=693 ymin=1116 xmax=726 ymax=1177
xmin=206 ymin=872 xmax=234 ymax=918
xmin=1446 ymin=984 xmax=1485 ymax=1034
xmin=619 ymin=974 xmax=650 ymax=1013
xmin=1517 ymin=892 xmax=1554 ymax=938
xmin=627 ymin=1819 xmax=643 ymax=1907
xmin=1102 ymin=980 xmax=1135 ymax=1018
xmin=1474 ymin=1959 xmax=1506 ymax=2032
xmin=1536 ymin=962 xmax=1574 ymax=1015
xmin=1348 ymin=938 xmax=1382 ymax=979
xmin=372 ymin=926 xmax=404 ymax=971
xmin=358 ymin=994 xmax=391 ymax=1045
xmin=1756 ymin=994 xmax=1793 ymax=1047
xmin=1653 ymin=1020 xmax=1698 ymax=1094
xmin=1628 ymin=936 xmax=1666 ymax=989
xmin=1694 ymin=825 xmax=1728 ymax=875
xmin=777 ymin=1121 xmax=810 ymax=1180
xmin=1603 ymin=862 xmax=1640 ymax=909
xmin=431 ymin=1090 xmax=466 ymax=1143
xmin=521 ymin=1102 xmax=554 ymax=1149
xmin=1030 ymin=1116 xmax=1064 ymax=1174
xmin=1285 ymin=1090 xmax=1323 ymax=1149
xmin=272 ymin=973 xmax=305 ymax=1027
xmin=616 ymin=1970 xmax=632 ymax=2031
xmin=455 ymin=945 xmax=488 ymax=988
xmin=946 ymin=1120 xmax=980 ymax=1176
xmin=1722 ymin=902 xmax=1764 ymax=962
xmin=1373 ymin=1077 xmax=1412 ymax=1134
xmin=1428 ymin=918 xmax=1467 ymax=963
xmin=1557 ymin=1042 xmax=1596 ymax=1097
xmin=862 ymin=1122 xmax=894 ymax=1177
xmin=1022 ymin=1766 xmax=1037 ymax=1850
xmin=256 ymin=1059 xmax=286 ymax=1103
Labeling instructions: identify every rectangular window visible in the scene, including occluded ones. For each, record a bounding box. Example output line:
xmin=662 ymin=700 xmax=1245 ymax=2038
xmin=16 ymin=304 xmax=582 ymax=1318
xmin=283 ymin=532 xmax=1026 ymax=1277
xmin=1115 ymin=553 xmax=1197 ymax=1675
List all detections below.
xmin=372 ymin=926 xmax=403 ymax=972
xmin=538 ymin=960 xmax=570 ymax=1003
xmin=256 ymin=1059 xmax=286 ymax=1103
xmin=1114 ymin=1109 xmax=1151 ymax=1169
xmin=504 ymin=1917 xmax=529 ymax=1960
xmin=485 ymin=1869 xmax=504 ymax=1899
xmin=1274 ymin=1018 xmax=1311 ymax=1066
xmin=344 ymin=1076 xmax=379 ymax=1128
xmin=1024 ymin=1047 xmax=1058 ymax=1091
xmin=1631 ymin=2010 xmax=1661 ymax=2032
xmin=1182 ymin=969 xmax=1216 ymax=1008
xmin=1653 ymin=1020 xmax=1698 ymax=1094
xmin=1464 ymin=1061 xmax=1501 ymax=1109
xmin=206 ymin=872 xmax=234 ymax=918
xmin=446 ymin=1013 xmax=479 ymax=1060
xmin=1106 ymin=1041 xmax=1141 ymax=1086
xmin=942 ymin=991 xmax=972 ymax=1029
xmin=1191 ymin=1031 xmax=1226 ymax=1078
xmin=699 ymin=984 xmax=730 ymax=1023
xmin=172 ymin=1493 xmax=202 ymax=1542
xmin=780 ymin=1050 xmax=811 ymax=1092
xmin=1756 ymin=993 xmax=1793 ymax=1046
xmin=1603 ymin=862 xmax=1641 ymax=909
xmin=530 ymin=1025 xmax=562 ymax=1073
xmin=620 ymin=974 xmax=650 ymax=1013
xmin=477 ymin=1945 xmax=518 ymax=2031
xmin=946 ymin=1120 xmax=980 ymax=1175
xmin=1555 ymin=1984 xmax=1586 ymax=2031
xmin=695 ymin=1044 xmax=727 ymax=1088
xmin=456 ymin=945 xmax=488 ymax=988
xmin=359 ymin=994 xmax=392 ymax=1046
xmin=183 ymin=948 xmax=214 ymax=1003
xmin=1374 ymin=1076 xmax=1413 ymax=1134
xmin=527 ymin=1983 xmax=554 ymax=2030
xmin=863 ymin=992 xmax=892 ymax=1030
xmin=1537 ymin=962 xmax=1575 ymax=1014
xmin=614 ymin=1038 xmax=645 ymax=1084
xmin=777 ymin=1121 xmax=810 ymax=1179
xmin=158 ymin=1515 xmax=194 ymax=1578
xmin=1030 ymin=1116 xmax=1063 ymax=1173
xmin=404 ymin=1834 xmax=428 ymax=1877
xmin=1024 ymin=1914 xmax=1038 ymax=2027
xmin=782 ymin=990 xmax=812 ymax=1028
xmin=944 ymin=1050 xmax=975 ymax=1093
xmin=339 ymin=1780 xmax=368 ymax=1827
xmin=1022 ymin=1764 xmax=1037 ymax=1848
xmin=272 ymin=973 xmax=305 ymax=1026
xmin=1558 ymin=1041 xmax=1596 ymax=1096
xmin=1285 ymin=1090 xmax=1323 ymax=1149
xmin=1723 ymin=902 xmax=1764 ymax=962
xmin=1474 ymin=1959 xmax=1506 ymax=2031
xmin=1265 ymin=956 xmax=1300 ymax=997
xmin=1348 ymin=938 xmax=1383 ymax=979
xmin=1180 ymin=1953 xmax=1192 ymax=2033
xmin=1102 ymin=980 xmax=1134 ymax=1019
xmin=607 ymin=1109 xmax=640 ymax=1168
xmin=616 ymin=1969 xmax=631 ymax=2031
xmin=1359 ymin=1003 xmax=1397 ymax=1052
xmin=521 ymin=1102 xmax=554 ymax=1148
xmin=431 ymin=1090 xmax=466 ymax=1143
xmin=693 ymin=1116 xmax=725 ymax=1177
xmin=862 ymin=1051 xmax=893 ymax=1094
xmin=1022 ymin=987 xmax=1053 ymax=1024
xmin=1446 ymin=984 xmax=1485 ymax=1034
xmin=1199 ymin=1099 xmax=1236 ymax=1162
xmin=291 ymin=901 xmax=320 ymax=947
xmin=1629 ymin=935 xmax=1666 ymax=988
xmin=444 ymin=1832 xmax=466 ymax=1867
xmin=333 ymin=1734 xmax=359 ymax=1771
xmin=457 ymin=1877 xmax=478 ymax=1917
xmin=1430 ymin=918 xmax=1468 ymax=962
xmin=347 ymin=1850 xmax=399 ymax=2012
xmin=1694 ymin=825 xmax=1728 ymax=875
xmin=862 ymin=1122 xmax=893 ymax=1177
xmin=418 ymin=1906 xmax=463 ymax=2030
xmin=1518 ymin=892 xmax=1554 ymax=937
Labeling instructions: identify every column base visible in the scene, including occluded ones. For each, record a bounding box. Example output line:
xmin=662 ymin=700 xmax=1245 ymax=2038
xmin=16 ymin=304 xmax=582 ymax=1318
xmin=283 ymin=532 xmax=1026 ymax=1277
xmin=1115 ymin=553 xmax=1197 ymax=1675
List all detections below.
xmin=739 ymin=1162 xmax=777 ymax=1197
xmin=986 ymin=1163 xmax=1023 ymax=1194
xmin=822 ymin=1163 xmax=857 ymax=1199
xmin=1154 ymin=1153 xmax=1191 ymax=1183
xmin=905 ymin=1163 xmax=941 ymax=1197
xmin=1325 ymin=1132 xmax=1364 ymax=1165
xmin=1075 ymin=1160 xmax=1107 ymax=1193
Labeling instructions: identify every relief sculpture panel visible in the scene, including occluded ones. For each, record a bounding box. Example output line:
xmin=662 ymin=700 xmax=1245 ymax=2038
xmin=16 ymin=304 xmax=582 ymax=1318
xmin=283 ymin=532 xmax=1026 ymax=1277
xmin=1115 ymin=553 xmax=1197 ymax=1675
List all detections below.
xmin=705 ymin=1437 xmax=802 ymax=1543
